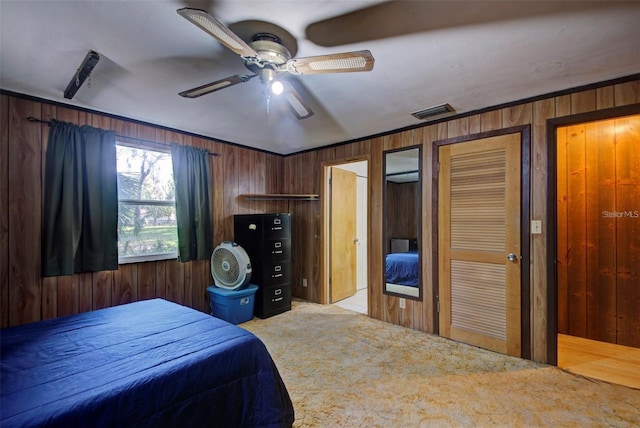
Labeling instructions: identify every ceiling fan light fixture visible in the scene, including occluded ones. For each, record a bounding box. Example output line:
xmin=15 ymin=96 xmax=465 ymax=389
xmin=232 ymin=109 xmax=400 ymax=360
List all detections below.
xmin=411 ymin=103 xmax=455 ymax=121
xmin=270 ymin=80 xmax=284 ymax=95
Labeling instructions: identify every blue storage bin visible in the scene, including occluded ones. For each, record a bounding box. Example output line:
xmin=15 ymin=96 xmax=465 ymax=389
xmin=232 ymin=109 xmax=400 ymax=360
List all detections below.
xmin=206 ymin=284 xmax=258 ymax=324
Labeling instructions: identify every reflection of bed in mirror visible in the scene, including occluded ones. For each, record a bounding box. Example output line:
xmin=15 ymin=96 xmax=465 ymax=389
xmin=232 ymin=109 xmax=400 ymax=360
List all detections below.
xmin=385 ymin=238 xmax=419 ymax=297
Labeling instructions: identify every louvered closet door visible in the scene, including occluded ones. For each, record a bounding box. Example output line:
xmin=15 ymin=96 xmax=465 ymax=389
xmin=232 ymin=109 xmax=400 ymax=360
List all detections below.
xmin=438 ymin=133 xmax=521 ymax=357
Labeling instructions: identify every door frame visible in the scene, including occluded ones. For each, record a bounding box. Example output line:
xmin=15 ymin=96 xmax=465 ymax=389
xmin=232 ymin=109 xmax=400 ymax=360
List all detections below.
xmin=545 ymin=103 xmax=640 ymax=365
xmin=433 ymin=125 xmax=531 ymax=359
xmin=321 ymin=155 xmax=370 ymax=307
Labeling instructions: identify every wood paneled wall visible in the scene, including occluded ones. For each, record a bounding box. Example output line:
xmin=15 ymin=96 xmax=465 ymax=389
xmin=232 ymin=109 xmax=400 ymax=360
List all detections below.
xmin=0 ymin=94 xmax=285 ymax=327
xmin=557 ymin=115 xmax=640 ymax=347
xmin=282 ymin=79 xmax=640 ymax=363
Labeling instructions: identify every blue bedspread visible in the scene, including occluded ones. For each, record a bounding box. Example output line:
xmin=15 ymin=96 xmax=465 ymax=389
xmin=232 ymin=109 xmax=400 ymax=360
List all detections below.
xmin=385 ymin=251 xmax=419 ymax=286
xmin=1 ymin=299 xmax=294 ymax=428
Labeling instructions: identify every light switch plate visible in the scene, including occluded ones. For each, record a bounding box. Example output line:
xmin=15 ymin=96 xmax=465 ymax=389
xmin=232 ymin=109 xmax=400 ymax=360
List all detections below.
xmin=531 ymin=220 xmax=542 ymax=234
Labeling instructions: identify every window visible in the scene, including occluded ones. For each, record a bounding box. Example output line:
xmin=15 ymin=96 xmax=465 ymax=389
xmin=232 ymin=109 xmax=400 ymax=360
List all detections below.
xmin=116 ymin=143 xmax=178 ymax=263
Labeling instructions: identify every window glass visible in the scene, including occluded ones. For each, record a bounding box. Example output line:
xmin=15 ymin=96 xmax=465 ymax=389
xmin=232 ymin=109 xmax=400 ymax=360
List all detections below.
xmin=116 ymin=144 xmax=178 ymax=263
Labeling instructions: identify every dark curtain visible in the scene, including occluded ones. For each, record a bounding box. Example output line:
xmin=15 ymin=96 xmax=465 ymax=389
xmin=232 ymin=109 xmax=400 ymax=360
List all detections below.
xmin=171 ymin=143 xmax=213 ymax=262
xmin=42 ymin=120 xmax=118 ymax=277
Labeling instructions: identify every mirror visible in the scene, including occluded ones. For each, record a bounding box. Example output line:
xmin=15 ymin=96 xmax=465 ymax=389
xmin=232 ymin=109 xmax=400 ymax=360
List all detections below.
xmin=383 ymin=146 xmax=421 ymax=300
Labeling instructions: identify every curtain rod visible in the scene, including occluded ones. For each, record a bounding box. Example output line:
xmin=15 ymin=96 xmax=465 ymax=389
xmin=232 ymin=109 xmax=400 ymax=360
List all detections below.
xmin=26 ymin=116 xmax=220 ymax=157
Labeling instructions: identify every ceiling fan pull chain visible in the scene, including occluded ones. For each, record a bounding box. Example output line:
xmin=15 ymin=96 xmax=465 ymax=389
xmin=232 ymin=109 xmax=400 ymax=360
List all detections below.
xmin=265 ymin=91 xmax=271 ymax=115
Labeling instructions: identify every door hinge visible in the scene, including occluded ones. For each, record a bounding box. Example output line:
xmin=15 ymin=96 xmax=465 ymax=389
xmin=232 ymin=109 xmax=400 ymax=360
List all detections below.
xmin=436 ymin=162 xmax=440 ymax=173
xmin=436 ymin=299 xmax=440 ymax=313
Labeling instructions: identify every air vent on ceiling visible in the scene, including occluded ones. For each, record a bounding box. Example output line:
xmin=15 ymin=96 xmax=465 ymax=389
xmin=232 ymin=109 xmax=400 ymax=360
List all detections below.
xmin=411 ymin=103 xmax=455 ymax=121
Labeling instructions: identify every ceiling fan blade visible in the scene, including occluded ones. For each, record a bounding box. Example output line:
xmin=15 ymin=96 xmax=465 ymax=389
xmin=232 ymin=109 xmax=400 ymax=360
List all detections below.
xmin=285 ymin=50 xmax=374 ymax=75
xmin=282 ymin=82 xmax=314 ymax=119
xmin=177 ymin=8 xmax=258 ymax=58
xmin=179 ymin=74 xmax=255 ymax=98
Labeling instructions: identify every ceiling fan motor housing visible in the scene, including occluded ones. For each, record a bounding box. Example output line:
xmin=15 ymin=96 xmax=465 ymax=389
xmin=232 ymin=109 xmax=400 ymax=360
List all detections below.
xmin=244 ymin=34 xmax=291 ymax=75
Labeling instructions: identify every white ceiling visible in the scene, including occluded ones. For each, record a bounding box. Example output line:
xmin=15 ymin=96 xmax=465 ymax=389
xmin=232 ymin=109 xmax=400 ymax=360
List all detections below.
xmin=1 ymin=1 xmax=638 ymax=155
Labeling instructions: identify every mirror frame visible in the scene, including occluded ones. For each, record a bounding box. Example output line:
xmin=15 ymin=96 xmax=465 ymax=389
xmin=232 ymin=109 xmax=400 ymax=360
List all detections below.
xmin=382 ymin=145 xmax=422 ymax=301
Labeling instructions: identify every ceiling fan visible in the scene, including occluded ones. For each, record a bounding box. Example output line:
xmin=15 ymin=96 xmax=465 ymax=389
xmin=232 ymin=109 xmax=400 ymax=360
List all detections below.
xmin=177 ymin=8 xmax=375 ymax=119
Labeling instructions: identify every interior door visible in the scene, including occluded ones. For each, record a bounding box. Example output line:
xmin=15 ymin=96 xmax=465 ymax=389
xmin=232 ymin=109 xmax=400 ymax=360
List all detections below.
xmin=438 ymin=133 xmax=522 ymax=357
xmin=330 ymin=167 xmax=357 ymax=302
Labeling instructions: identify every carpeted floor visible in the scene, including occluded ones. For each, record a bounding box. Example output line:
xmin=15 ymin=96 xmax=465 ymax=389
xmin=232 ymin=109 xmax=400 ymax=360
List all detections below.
xmin=242 ymin=299 xmax=640 ymax=427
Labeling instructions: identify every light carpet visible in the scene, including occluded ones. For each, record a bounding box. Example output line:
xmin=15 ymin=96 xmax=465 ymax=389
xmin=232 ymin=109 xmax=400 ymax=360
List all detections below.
xmin=242 ymin=299 xmax=640 ymax=427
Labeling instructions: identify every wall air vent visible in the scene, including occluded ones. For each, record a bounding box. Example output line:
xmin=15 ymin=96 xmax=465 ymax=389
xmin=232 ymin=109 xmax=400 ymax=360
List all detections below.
xmin=411 ymin=103 xmax=455 ymax=121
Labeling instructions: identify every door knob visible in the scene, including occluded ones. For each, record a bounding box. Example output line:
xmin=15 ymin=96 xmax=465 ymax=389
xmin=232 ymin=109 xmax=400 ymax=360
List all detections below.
xmin=507 ymin=253 xmax=518 ymax=262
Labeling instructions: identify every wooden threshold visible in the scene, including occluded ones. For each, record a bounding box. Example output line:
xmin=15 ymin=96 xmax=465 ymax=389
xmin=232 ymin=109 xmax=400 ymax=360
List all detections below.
xmin=558 ymin=334 xmax=640 ymax=389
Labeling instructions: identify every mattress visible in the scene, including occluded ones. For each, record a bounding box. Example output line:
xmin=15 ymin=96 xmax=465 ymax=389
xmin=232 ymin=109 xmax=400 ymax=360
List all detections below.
xmin=1 ymin=298 xmax=294 ymax=427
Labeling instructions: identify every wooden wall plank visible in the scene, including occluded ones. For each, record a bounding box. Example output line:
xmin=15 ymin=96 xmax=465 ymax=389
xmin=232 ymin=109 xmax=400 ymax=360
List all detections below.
xmin=503 ymin=103 xmax=533 ymax=127
xmin=421 ymin=125 xmax=436 ymax=333
xmin=137 ymin=263 xmax=157 ymax=301
xmin=531 ymin=98 xmax=555 ymax=361
xmin=614 ymin=80 xmax=640 ymax=106
xmin=113 ymin=263 xmax=137 ymax=305
xmin=165 ymin=259 xmax=185 ymax=304
xmin=0 ymin=95 xmax=8 ymax=328
xmin=556 ymin=126 xmax=569 ymax=334
xmin=8 ymin=97 xmax=42 ymax=326
xmin=56 ymin=275 xmax=79 ymax=317
xmin=556 ymin=94 xmax=571 ymax=117
xmin=570 ymin=89 xmax=597 ymax=114
xmin=585 ymin=120 xmax=616 ymax=343
xmin=92 ymin=271 xmax=112 ymax=310
xmin=41 ymin=103 xmax=58 ymax=320
xmin=596 ymin=87 xmax=615 ymax=110
xmin=212 ymin=141 xmax=226 ymax=247
xmin=223 ymin=146 xmax=238 ymax=241
xmin=480 ymin=110 xmax=503 ymax=132
xmin=615 ymin=115 xmax=640 ymax=347
xmin=469 ymin=114 xmax=481 ymax=135
xmin=447 ymin=117 xmax=469 ymax=138
xmin=565 ymin=124 xmax=588 ymax=337
xmin=78 ymin=272 xmax=93 ymax=314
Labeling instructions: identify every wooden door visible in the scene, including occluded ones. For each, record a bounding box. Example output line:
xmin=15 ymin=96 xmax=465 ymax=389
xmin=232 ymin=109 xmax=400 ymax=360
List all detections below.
xmin=330 ymin=167 xmax=357 ymax=302
xmin=438 ymin=133 xmax=522 ymax=357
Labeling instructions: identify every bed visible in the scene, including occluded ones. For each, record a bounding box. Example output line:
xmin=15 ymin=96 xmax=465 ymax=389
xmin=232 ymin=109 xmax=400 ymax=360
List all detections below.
xmin=385 ymin=250 xmax=419 ymax=287
xmin=1 ymin=298 xmax=294 ymax=428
